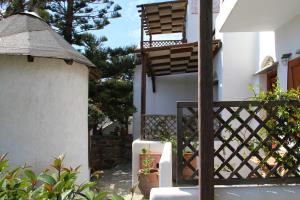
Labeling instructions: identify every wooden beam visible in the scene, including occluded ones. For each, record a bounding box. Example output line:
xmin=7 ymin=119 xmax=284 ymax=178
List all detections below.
xmin=153 ymin=69 xmax=197 ymax=76
xmin=140 ymin=6 xmax=146 ymax=139
xmin=199 ymin=1 xmax=214 ymax=200
xmin=151 ymin=76 xmax=156 ymax=93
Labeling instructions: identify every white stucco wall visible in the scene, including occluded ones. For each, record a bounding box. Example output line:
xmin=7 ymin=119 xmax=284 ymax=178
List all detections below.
xmin=0 ymin=55 xmax=89 ymax=182
xmin=251 ymin=31 xmax=276 ymax=92
xmin=214 ymin=32 xmax=259 ymax=101
xmin=217 ymin=3 xmax=300 ymax=92
xmin=186 ymin=0 xmax=219 ymax=43
xmin=214 ymin=31 xmax=278 ymax=98
xmin=275 ymin=13 xmax=300 ymax=90
xmin=133 ymin=65 xmax=197 ymax=139
xmin=186 ymin=0 xmax=198 ymax=43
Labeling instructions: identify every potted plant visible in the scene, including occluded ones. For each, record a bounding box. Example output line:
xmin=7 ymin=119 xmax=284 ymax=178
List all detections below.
xmin=139 ymin=148 xmax=161 ymax=170
xmin=138 ymin=148 xmax=159 ymax=198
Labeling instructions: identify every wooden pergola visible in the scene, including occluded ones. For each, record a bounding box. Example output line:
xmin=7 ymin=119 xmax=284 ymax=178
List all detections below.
xmin=137 ymin=0 xmax=188 ymax=36
xmin=138 ymin=0 xmax=188 ymax=138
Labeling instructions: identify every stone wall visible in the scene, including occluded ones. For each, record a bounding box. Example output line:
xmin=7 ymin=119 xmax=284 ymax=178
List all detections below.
xmin=90 ymin=135 xmax=132 ymax=171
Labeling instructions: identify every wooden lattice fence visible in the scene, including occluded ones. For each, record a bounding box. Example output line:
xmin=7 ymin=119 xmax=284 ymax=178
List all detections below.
xmin=142 ymin=114 xmax=176 ymax=140
xmin=177 ymin=101 xmax=300 ymax=185
xmin=177 ymin=102 xmax=199 ymax=185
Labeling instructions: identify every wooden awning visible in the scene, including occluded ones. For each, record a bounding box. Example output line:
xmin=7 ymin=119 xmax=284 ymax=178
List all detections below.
xmin=142 ymin=40 xmax=222 ymax=76
xmin=137 ymin=0 xmax=188 ymax=35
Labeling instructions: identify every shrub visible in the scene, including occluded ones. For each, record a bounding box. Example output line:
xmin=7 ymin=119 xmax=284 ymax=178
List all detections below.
xmin=249 ymin=83 xmax=300 ymax=174
xmin=0 ymin=154 xmax=124 ymax=200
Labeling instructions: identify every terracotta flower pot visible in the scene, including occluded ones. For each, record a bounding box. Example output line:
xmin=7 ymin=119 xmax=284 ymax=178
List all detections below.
xmin=138 ymin=169 xmax=159 ymax=198
xmin=182 ymin=152 xmax=197 ymax=179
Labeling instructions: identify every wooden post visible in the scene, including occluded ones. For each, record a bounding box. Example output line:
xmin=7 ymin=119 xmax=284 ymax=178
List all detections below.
xmin=140 ymin=6 xmax=146 ymax=139
xmin=198 ymin=0 xmax=214 ymax=200
xmin=150 ymin=35 xmax=153 ymax=47
xmin=182 ymin=3 xmax=187 ymax=43
xmin=140 ymin=6 xmax=144 ymax=50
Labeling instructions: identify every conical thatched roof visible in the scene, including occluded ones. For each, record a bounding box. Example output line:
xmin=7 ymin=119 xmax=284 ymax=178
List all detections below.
xmin=0 ymin=13 xmax=95 ymax=68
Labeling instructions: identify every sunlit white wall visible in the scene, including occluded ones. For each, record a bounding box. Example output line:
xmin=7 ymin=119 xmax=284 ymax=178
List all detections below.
xmin=0 ymin=56 xmax=89 ymax=183
xmin=133 ymin=65 xmax=197 ymax=139
xmin=275 ymin=13 xmax=300 ymax=90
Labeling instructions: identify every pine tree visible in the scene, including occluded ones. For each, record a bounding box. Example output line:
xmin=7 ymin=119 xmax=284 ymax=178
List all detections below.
xmin=1 ymin=0 xmax=48 ymax=18
xmin=84 ymin=34 xmax=137 ymax=132
xmin=46 ymin=0 xmax=121 ymax=44
xmin=1 ymin=0 xmax=122 ymax=45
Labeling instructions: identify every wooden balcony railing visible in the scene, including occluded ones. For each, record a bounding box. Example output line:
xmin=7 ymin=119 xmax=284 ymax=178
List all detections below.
xmin=176 ymin=101 xmax=300 ymax=186
xmin=142 ymin=40 xmax=184 ymax=49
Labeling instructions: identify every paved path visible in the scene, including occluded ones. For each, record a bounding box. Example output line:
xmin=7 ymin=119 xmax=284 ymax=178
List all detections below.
xmin=96 ymin=163 xmax=145 ymax=200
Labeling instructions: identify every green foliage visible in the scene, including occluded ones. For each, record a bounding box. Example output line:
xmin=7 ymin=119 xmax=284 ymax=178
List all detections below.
xmin=88 ymin=99 xmax=105 ymax=132
xmin=250 ymin=82 xmax=300 ymax=102
xmin=46 ymin=0 xmax=121 ymax=44
xmin=0 ymin=154 xmax=124 ymax=200
xmin=1 ymin=0 xmax=49 ymax=19
xmin=85 ymin=38 xmax=137 ymax=130
xmin=97 ymin=80 xmax=136 ymax=127
xmin=84 ymin=36 xmax=136 ymax=80
xmin=140 ymin=149 xmax=154 ymax=175
xmin=249 ymin=83 xmax=300 ymax=173
xmin=1 ymin=0 xmax=121 ymax=45
xmin=157 ymin=121 xmax=177 ymax=153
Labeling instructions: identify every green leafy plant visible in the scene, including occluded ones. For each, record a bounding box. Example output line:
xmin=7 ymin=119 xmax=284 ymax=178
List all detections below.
xmin=138 ymin=148 xmax=159 ymax=199
xmin=157 ymin=121 xmax=177 ymax=153
xmin=140 ymin=148 xmax=154 ymax=175
xmin=0 ymin=154 xmax=124 ymax=200
xmin=249 ymin=82 xmax=300 ymax=174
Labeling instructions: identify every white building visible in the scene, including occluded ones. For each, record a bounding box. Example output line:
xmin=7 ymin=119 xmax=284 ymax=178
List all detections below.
xmin=133 ymin=0 xmax=300 ymax=199
xmin=133 ymin=0 xmax=300 ymax=139
xmin=0 ymin=13 xmax=95 ymax=182
xmin=215 ymin=0 xmax=300 ymax=99
xmin=133 ymin=0 xmax=222 ymax=140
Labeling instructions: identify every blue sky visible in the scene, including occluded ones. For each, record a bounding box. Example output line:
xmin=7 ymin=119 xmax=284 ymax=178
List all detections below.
xmin=90 ymin=0 xmax=179 ymax=48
